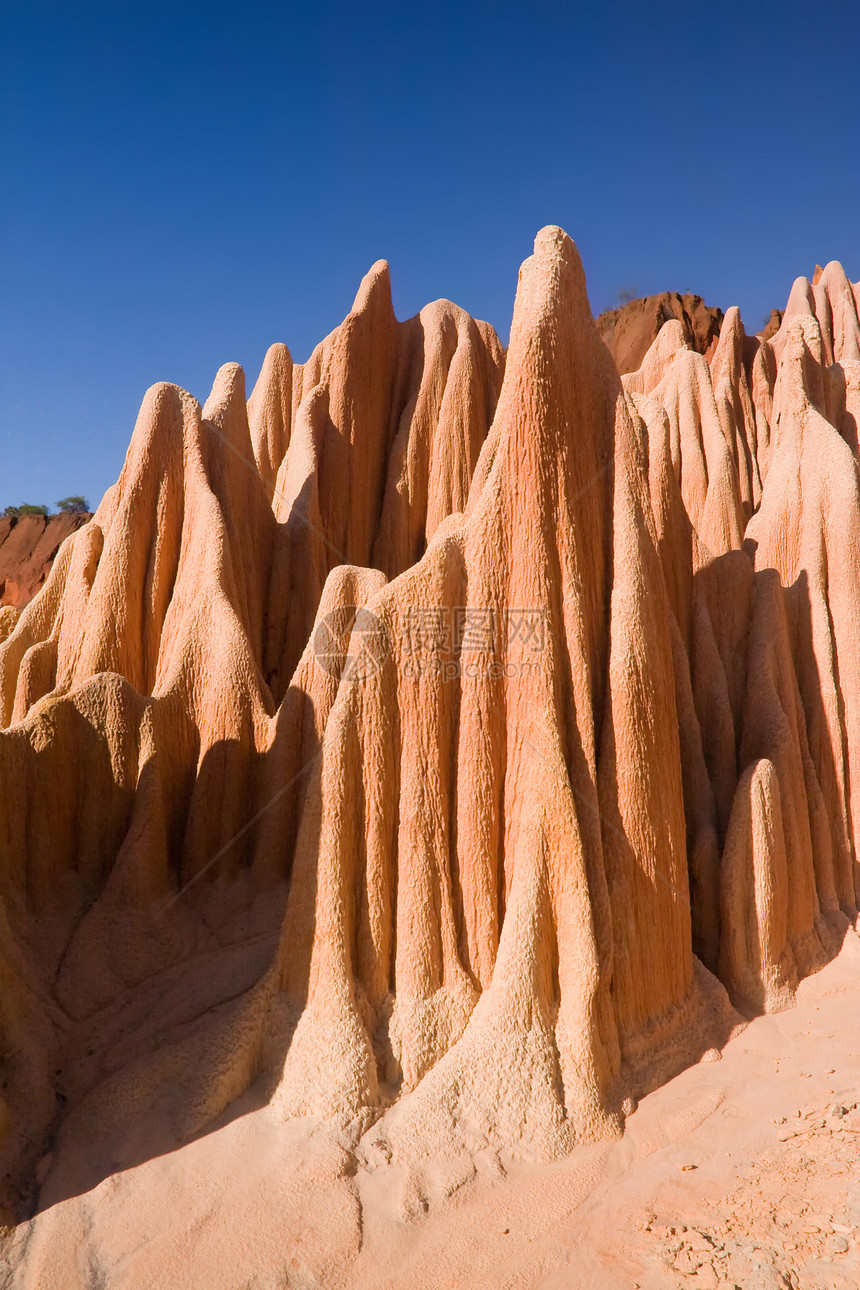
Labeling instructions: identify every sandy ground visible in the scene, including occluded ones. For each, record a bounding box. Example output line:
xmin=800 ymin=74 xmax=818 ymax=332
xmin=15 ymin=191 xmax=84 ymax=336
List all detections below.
xmin=3 ymin=931 xmax=860 ymax=1289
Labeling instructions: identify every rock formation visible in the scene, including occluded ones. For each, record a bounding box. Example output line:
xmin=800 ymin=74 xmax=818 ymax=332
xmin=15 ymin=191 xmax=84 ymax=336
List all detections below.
xmin=597 ymin=290 xmax=724 ymax=374
xmin=0 ymin=230 xmax=858 ymax=1230
xmin=760 ymin=307 xmax=784 ymax=340
xmin=0 ymin=511 xmax=91 ymax=610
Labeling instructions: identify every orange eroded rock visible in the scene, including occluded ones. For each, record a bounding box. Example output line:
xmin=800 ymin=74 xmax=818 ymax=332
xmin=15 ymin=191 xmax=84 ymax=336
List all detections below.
xmin=0 ymin=231 xmax=859 ymax=1225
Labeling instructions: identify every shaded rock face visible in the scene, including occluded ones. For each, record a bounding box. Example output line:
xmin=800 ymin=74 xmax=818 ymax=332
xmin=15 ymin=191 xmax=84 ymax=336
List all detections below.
xmin=597 ymin=291 xmax=724 ymax=374
xmin=760 ymin=307 xmax=783 ymax=340
xmin=0 ymin=232 xmax=858 ymax=1219
xmin=0 ymin=513 xmax=91 ymax=610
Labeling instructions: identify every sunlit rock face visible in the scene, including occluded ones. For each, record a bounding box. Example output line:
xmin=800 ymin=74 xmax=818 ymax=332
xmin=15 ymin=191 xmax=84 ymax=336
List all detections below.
xmin=0 ymin=229 xmax=857 ymax=1227
xmin=596 ymin=289 xmax=724 ymax=375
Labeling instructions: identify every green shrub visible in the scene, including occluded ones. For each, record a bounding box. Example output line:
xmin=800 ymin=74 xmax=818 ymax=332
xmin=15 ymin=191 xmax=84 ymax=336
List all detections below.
xmin=3 ymin=504 xmax=50 ymax=518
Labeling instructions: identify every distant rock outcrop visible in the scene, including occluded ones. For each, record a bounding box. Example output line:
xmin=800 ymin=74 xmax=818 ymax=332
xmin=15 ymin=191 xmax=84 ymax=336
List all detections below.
xmin=760 ymin=308 xmax=783 ymax=340
xmin=0 ymin=232 xmax=859 ymax=1254
xmin=597 ymin=291 xmax=724 ymax=374
xmin=0 ymin=512 xmax=91 ymax=610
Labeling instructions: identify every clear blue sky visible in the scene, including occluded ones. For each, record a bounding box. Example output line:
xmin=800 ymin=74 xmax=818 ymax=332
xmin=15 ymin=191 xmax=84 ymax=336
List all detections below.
xmin=2 ymin=0 xmax=859 ymax=512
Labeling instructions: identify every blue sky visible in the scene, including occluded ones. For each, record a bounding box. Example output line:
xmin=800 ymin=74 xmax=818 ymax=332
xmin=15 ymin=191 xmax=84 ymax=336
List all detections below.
xmin=2 ymin=0 xmax=859 ymax=511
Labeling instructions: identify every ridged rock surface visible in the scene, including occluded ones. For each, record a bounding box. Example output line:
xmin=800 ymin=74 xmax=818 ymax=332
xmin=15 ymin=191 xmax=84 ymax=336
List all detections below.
xmin=596 ymin=290 xmax=724 ymax=374
xmin=0 ymin=233 xmax=858 ymax=1244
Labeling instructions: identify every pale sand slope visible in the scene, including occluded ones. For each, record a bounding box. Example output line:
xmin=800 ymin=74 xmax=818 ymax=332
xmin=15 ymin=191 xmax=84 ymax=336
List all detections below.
xmin=7 ymin=930 xmax=859 ymax=1290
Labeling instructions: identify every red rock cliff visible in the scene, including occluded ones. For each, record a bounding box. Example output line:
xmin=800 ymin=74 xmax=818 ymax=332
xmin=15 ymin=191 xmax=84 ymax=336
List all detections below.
xmin=0 ymin=513 xmax=91 ymax=610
